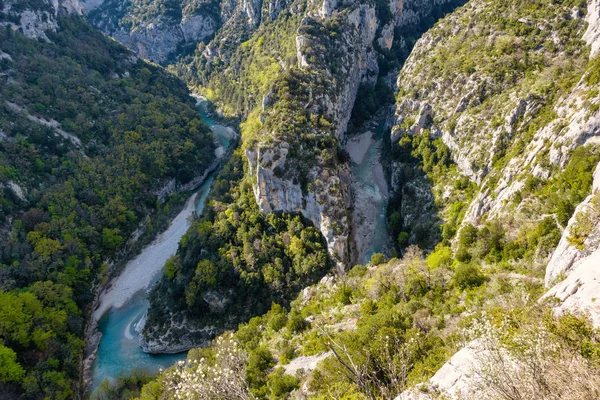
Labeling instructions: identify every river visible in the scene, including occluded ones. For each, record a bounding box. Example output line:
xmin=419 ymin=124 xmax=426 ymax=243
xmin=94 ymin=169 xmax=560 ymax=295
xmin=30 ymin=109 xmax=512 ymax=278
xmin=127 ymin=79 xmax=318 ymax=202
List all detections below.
xmin=345 ymin=121 xmax=390 ymax=264
xmin=89 ymin=96 xmax=234 ymax=394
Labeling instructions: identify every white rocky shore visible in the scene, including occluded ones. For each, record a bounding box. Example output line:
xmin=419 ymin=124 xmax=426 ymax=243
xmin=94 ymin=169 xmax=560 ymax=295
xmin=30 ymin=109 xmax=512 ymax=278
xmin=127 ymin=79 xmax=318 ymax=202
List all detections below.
xmin=91 ymin=193 xmax=198 ymax=321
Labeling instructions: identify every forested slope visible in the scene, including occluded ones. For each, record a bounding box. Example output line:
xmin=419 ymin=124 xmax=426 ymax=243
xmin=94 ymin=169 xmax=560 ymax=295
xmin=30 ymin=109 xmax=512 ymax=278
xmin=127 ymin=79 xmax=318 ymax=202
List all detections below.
xmin=136 ymin=0 xmax=467 ymax=355
xmin=121 ymin=0 xmax=600 ymax=399
xmin=0 ymin=9 xmax=215 ymax=399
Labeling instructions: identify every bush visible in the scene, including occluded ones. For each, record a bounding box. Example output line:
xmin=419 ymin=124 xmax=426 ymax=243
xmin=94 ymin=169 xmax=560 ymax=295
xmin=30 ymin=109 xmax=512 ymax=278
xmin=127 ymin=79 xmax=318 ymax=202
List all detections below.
xmin=370 ymin=252 xmax=386 ymax=266
xmin=286 ymin=310 xmax=308 ymax=333
xmin=453 ymin=263 xmax=485 ymax=289
xmin=459 ymin=224 xmax=478 ymax=247
xmin=348 ymin=265 xmax=368 ymax=278
xmin=267 ymin=368 xmax=299 ymax=399
xmin=360 ymin=299 xmax=379 ymax=316
xmin=398 ymin=231 xmax=410 ymax=247
xmin=426 ymin=246 xmax=453 ymax=270
xmin=455 ymin=246 xmax=472 ymax=263
xmin=266 ymin=303 xmax=288 ymax=332
xmin=335 ymin=286 xmax=354 ymax=305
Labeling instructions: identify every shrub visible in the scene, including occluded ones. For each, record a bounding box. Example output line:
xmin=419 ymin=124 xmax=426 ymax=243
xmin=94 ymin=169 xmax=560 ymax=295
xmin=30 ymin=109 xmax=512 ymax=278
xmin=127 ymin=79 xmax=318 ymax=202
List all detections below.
xmin=398 ymin=232 xmax=410 ymax=247
xmin=455 ymin=246 xmax=472 ymax=263
xmin=426 ymin=246 xmax=453 ymax=270
xmin=348 ymin=265 xmax=368 ymax=278
xmin=360 ymin=299 xmax=379 ymax=316
xmin=267 ymin=368 xmax=299 ymax=399
xmin=370 ymin=253 xmax=386 ymax=265
xmin=335 ymin=286 xmax=353 ymax=305
xmin=453 ymin=263 xmax=485 ymax=289
xmin=459 ymin=224 xmax=478 ymax=247
xmin=286 ymin=310 xmax=308 ymax=333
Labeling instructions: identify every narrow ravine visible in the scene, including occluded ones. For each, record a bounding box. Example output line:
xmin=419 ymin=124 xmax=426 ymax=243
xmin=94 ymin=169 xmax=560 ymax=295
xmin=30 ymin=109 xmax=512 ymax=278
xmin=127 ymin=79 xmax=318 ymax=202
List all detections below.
xmin=89 ymin=96 xmax=235 ymax=394
xmin=346 ymin=120 xmax=390 ymax=264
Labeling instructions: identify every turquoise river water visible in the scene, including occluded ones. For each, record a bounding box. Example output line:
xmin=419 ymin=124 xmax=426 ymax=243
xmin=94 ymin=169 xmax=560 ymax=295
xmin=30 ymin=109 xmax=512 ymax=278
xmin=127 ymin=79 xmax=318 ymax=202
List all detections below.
xmin=90 ymin=98 xmax=233 ymax=394
xmin=89 ymin=98 xmax=387 ymax=394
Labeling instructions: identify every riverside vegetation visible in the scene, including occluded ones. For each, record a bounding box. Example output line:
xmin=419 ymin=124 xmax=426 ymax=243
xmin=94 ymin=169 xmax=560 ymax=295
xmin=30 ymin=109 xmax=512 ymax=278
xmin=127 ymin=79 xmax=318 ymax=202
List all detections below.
xmin=0 ymin=11 xmax=215 ymax=400
xmin=3 ymin=0 xmax=600 ymax=399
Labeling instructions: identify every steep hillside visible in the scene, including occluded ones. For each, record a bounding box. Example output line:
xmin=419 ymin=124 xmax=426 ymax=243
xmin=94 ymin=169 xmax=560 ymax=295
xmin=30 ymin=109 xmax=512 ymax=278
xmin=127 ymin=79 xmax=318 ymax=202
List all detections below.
xmin=390 ymin=0 xmax=599 ymax=267
xmin=0 ymin=2 xmax=215 ymax=398
xmin=103 ymin=0 xmax=600 ymax=399
xmin=132 ymin=0 xmax=468 ymax=356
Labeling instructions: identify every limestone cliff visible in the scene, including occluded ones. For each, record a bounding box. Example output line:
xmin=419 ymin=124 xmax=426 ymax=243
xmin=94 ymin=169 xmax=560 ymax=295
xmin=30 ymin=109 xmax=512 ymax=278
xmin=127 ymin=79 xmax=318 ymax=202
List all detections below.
xmin=87 ymin=0 xmax=221 ymax=63
xmin=391 ymin=0 xmax=600 ymax=252
xmin=245 ymin=0 xmax=459 ymax=269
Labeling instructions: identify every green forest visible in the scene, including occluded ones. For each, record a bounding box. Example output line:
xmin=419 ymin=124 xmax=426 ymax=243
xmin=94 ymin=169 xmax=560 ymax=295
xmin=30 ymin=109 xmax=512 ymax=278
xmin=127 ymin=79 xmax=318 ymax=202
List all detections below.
xmin=0 ymin=16 xmax=215 ymax=399
xmin=144 ymin=149 xmax=331 ymax=347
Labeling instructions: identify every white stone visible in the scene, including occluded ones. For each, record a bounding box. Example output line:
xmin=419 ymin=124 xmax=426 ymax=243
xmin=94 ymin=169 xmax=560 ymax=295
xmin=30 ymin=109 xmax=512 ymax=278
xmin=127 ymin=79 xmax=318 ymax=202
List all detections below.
xmin=395 ymin=340 xmax=487 ymax=400
xmin=584 ymin=0 xmax=600 ymax=58
xmin=543 ymin=248 xmax=600 ymax=328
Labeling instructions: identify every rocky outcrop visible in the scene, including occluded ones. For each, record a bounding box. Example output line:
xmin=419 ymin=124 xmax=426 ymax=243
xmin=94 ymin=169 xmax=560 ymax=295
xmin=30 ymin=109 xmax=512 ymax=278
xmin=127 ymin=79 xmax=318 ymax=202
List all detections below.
xmin=86 ymin=0 xmax=289 ymax=63
xmin=248 ymin=0 xmax=458 ymax=268
xmin=0 ymin=0 xmax=105 ymax=41
xmin=181 ymin=14 xmax=217 ymax=42
xmin=544 ymin=162 xmax=600 ymax=286
xmin=391 ymin=0 xmax=600 ymax=247
xmin=139 ymin=319 xmax=220 ymax=353
xmin=543 ymin=249 xmax=600 ymax=328
xmin=0 ymin=0 xmax=58 ymax=41
xmin=246 ymin=144 xmax=352 ymax=269
xmin=584 ymin=0 xmax=600 ymax=58
xmin=395 ymin=340 xmax=487 ymax=400
xmin=99 ymin=11 xmax=218 ymax=63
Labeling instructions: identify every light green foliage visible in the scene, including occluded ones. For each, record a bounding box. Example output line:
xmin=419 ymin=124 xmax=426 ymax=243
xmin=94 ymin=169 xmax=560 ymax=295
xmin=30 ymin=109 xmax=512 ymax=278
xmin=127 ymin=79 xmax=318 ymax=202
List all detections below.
xmin=0 ymin=15 xmax=215 ymax=398
xmin=0 ymin=345 xmax=25 ymax=383
xmin=146 ymin=151 xmax=331 ymax=342
xmin=370 ymin=252 xmax=386 ymax=266
xmin=569 ymin=192 xmax=600 ymax=249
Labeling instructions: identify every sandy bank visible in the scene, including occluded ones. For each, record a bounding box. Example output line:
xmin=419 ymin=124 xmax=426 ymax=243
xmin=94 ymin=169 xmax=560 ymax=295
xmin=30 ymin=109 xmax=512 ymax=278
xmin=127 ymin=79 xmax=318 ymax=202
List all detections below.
xmin=345 ymin=130 xmax=373 ymax=164
xmin=92 ymin=194 xmax=197 ymax=321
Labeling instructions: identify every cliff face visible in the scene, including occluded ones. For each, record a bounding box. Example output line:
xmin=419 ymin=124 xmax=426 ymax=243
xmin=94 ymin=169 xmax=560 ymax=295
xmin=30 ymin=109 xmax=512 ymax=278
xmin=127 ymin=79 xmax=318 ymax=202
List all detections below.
xmin=391 ymin=0 xmax=600 ymax=251
xmin=85 ymin=0 xmax=293 ymax=63
xmin=388 ymin=0 xmax=600 ymax=398
xmin=86 ymin=0 xmax=221 ymax=63
xmin=245 ymin=0 xmax=380 ymax=269
xmin=0 ymin=0 xmax=59 ymax=41
xmin=245 ymin=0 xmax=458 ymax=269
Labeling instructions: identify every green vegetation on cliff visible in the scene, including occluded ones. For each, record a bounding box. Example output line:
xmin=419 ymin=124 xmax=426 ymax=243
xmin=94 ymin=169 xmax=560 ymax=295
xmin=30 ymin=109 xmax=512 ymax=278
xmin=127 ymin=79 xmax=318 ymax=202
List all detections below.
xmin=144 ymin=150 xmax=331 ymax=347
xmin=0 ymin=16 xmax=215 ymax=398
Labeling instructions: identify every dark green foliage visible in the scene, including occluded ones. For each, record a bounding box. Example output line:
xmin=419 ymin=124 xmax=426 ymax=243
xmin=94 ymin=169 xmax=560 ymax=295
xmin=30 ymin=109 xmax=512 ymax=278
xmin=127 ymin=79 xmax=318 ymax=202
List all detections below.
xmin=266 ymin=303 xmax=288 ymax=332
xmin=266 ymin=368 xmax=299 ymax=399
xmin=349 ymin=79 xmax=395 ymax=130
xmin=286 ymin=309 xmax=308 ymax=333
xmin=0 ymin=17 xmax=214 ymax=398
xmin=145 ymin=151 xmax=330 ymax=342
xmin=246 ymin=347 xmax=275 ymax=395
xmin=453 ymin=263 xmax=486 ymax=289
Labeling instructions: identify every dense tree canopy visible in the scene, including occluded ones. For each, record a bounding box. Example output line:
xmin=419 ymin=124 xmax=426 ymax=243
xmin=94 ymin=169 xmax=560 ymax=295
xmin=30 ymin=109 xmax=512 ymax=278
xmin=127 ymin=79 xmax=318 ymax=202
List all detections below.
xmin=0 ymin=16 xmax=214 ymax=398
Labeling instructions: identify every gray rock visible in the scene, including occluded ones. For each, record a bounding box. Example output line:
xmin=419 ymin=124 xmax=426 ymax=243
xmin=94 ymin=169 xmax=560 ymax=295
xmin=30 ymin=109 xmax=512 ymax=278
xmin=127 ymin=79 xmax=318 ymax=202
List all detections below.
xmin=584 ymin=0 xmax=600 ymax=58
xmin=395 ymin=340 xmax=487 ymax=400
xmin=545 ymin=162 xmax=600 ymax=287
